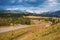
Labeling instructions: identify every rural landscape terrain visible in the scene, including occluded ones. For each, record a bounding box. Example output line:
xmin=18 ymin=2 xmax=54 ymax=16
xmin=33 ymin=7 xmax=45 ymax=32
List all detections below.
xmin=0 ymin=0 xmax=60 ymax=40
xmin=0 ymin=10 xmax=60 ymax=40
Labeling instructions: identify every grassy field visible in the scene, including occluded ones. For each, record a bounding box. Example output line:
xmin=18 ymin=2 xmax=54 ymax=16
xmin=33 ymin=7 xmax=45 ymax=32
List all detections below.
xmin=0 ymin=23 xmax=60 ymax=40
xmin=0 ymin=26 xmax=33 ymax=40
xmin=14 ymin=23 xmax=60 ymax=40
xmin=0 ymin=12 xmax=60 ymax=40
xmin=0 ymin=15 xmax=60 ymax=40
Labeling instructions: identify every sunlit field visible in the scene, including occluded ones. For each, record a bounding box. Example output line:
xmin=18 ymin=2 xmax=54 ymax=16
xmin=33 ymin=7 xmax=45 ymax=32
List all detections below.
xmin=0 ymin=23 xmax=60 ymax=40
xmin=0 ymin=0 xmax=60 ymax=40
xmin=0 ymin=13 xmax=60 ymax=40
xmin=0 ymin=16 xmax=60 ymax=40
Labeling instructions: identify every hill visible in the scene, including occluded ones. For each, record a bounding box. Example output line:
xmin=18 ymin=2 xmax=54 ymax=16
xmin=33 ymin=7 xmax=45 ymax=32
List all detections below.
xmin=40 ymin=10 xmax=60 ymax=17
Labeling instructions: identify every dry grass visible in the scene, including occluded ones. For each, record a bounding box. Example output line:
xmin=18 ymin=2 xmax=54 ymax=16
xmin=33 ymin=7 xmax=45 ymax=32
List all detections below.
xmin=0 ymin=23 xmax=60 ymax=40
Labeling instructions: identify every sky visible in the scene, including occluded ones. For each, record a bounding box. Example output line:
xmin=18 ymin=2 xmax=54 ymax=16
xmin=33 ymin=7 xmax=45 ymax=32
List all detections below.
xmin=0 ymin=0 xmax=60 ymax=13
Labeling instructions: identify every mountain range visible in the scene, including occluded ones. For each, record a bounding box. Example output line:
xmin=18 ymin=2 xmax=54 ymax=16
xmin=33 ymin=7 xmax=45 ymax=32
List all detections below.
xmin=40 ymin=10 xmax=60 ymax=17
xmin=0 ymin=10 xmax=60 ymax=17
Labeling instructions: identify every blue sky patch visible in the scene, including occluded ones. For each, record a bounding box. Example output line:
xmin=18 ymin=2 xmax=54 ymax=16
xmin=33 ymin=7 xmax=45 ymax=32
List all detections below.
xmin=0 ymin=0 xmax=60 ymax=13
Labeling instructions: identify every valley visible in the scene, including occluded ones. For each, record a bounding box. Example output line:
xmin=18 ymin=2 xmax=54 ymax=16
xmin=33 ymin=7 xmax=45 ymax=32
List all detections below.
xmin=0 ymin=12 xmax=60 ymax=40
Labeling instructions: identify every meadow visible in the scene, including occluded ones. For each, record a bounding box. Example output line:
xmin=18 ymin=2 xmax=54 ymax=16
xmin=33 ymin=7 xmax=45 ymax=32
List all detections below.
xmin=0 ymin=13 xmax=60 ymax=40
xmin=0 ymin=22 xmax=60 ymax=40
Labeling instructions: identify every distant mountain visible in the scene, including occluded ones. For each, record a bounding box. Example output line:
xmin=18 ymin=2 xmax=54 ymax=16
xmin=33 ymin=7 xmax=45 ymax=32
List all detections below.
xmin=0 ymin=10 xmax=23 ymax=13
xmin=0 ymin=10 xmax=11 ymax=13
xmin=0 ymin=10 xmax=60 ymax=18
xmin=50 ymin=11 xmax=60 ymax=16
xmin=40 ymin=10 xmax=60 ymax=17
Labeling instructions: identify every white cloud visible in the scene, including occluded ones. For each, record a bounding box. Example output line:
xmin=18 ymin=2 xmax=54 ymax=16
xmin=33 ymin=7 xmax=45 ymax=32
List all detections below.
xmin=26 ymin=10 xmax=49 ymax=14
xmin=36 ymin=10 xmax=49 ymax=13
xmin=48 ymin=0 xmax=57 ymax=6
xmin=38 ymin=0 xmax=60 ymax=11
xmin=26 ymin=10 xmax=34 ymax=13
xmin=41 ymin=0 xmax=58 ymax=7
xmin=5 ymin=6 xmax=29 ymax=11
xmin=6 ymin=8 xmax=19 ymax=10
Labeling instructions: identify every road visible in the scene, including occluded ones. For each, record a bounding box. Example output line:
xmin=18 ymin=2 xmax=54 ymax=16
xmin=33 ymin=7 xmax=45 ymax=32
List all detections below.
xmin=0 ymin=24 xmax=48 ymax=33
xmin=0 ymin=20 xmax=40 ymax=33
xmin=0 ymin=25 xmax=31 ymax=33
xmin=32 ymin=20 xmax=41 ymax=25
xmin=0 ymin=20 xmax=51 ymax=33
